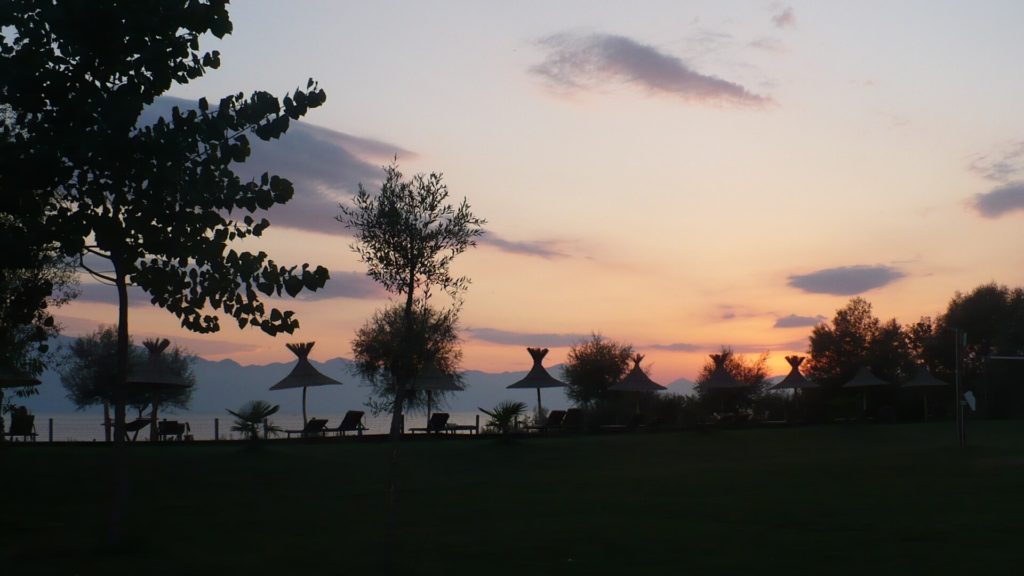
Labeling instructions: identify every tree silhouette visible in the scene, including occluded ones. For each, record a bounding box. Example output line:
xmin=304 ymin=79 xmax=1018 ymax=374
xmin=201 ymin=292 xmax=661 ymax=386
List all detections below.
xmin=338 ymin=162 xmax=484 ymax=438
xmin=2 ymin=2 xmax=329 ymax=444
xmin=562 ymin=334 xmax=634 ymax=407
xmin=350 ymin=302 xmax=463 ymax=417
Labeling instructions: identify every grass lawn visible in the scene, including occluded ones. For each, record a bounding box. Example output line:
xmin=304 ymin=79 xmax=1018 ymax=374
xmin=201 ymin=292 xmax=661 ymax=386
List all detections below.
xmin=2 ymin=421 xmax=1023 ymax=575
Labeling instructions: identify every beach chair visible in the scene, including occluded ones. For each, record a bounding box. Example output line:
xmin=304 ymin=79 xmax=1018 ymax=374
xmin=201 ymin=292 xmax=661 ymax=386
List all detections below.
xmin=525 ymin=410 xmax=565 ymax=433
xmin=324 ymin=411 xmax=366 ymax=437
xmin=409 ymin=412 xmax=449 ymax=434
xmin=446 ymin=416 xmax=478 ymax=435
xmin=561 ymin=408 xmax=584 ymax=432
xmin=285 ymin=418 xmax=328 ymax=438
xmin=157 ymin=420 xmax=189 ymax=441
xmin=5 ymin=411 xmax=37 ymax=442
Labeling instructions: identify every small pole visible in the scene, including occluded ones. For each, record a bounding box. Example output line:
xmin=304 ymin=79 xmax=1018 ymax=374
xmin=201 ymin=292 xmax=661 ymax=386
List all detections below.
xmin=475 ymin=414 xmax=480 ymax=435
xmin=214 ymin=418 xmax=220 ymax=441
xmin=263 ymin=417 xmax=269 ymax=439
xmin=49 ymin=418 xmax=53 ymax=442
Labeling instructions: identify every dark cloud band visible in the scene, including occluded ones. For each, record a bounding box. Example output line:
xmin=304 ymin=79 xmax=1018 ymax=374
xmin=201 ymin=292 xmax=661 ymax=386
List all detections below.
xmin=531 ymin=32 xmax=768 ymax=106
xmin=788 ymin=265 xmax=904 ymax=295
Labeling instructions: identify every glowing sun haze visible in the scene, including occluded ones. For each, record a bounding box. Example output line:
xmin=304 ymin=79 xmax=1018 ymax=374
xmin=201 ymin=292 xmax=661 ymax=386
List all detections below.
xmin=59 ymin=1 xmax=1024 ymax=382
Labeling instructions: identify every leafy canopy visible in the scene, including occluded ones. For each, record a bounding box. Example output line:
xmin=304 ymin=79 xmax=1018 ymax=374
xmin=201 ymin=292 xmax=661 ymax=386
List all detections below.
xmin=562 ymin=334 xmax=634 ymax=407
xmin=337 ymin=162 xmax=485 ymax=306
xmin=60 ymin=327 xmax=195 ymax=413
xmin=351 ymin=302 xmax=463 ymax=415
xmin=1 ymin=0 xmax=329 ymax=336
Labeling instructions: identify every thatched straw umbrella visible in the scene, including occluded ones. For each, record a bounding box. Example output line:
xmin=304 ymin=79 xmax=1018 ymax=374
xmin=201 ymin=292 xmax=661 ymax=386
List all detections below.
xmin=126 ymin=338 xmax=191 ymax=442
xmin=901 ymin=367 xmax=949 ymax=419
xmin=409 ymin=360 xmax=463 ymax=422
xmin=270 ymin=342 xmax=343 ymax=426
xmin=700 ymin=353 xmax=747 ymax=390
xmin=507 ymin=347 xmax=565 ymax=420
xmin=842 ymin=366 xmax=889 ymax=412
xmin=609 ymin=354 xmax=666 ymax=412
xmin=770 ymin=356 xmax=818 ymax=392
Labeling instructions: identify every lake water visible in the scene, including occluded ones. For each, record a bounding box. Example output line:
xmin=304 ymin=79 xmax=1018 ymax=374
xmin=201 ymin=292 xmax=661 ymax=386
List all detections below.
xmin=24 ymin=411 xmax=488 ymax=442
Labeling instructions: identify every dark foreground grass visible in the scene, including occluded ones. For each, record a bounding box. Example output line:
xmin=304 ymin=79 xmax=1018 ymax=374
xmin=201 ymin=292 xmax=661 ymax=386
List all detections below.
xmin=3 ymin=421 xmax=1023 ymax=575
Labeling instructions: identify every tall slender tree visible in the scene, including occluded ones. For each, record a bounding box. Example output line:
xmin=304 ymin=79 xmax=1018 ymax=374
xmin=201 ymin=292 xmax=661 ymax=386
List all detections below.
xmin=338 ymin=162 xmax=484 ymax=438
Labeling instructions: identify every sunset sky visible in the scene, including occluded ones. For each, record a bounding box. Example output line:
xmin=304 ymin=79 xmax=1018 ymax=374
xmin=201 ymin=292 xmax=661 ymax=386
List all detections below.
xmin=61 ymin=1 xmax=1024 ymax=382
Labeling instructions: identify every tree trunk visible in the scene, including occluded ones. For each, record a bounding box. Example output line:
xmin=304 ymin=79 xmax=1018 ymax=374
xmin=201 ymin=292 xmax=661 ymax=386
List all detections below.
xmin=113 ymin=265 xmax=129 ymax=447
xmin=107 ymin=259 xmax=131 ymax=549
xmin=388 ymin=272 xmax=418 ymax=440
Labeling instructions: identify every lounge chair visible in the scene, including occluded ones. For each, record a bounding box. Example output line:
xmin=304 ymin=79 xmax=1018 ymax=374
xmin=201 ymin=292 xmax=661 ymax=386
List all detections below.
xmin=525 ymin=410 xmax=565 ymax=432
xmin=4 ymin=412 xmax=37 ymax=442
xmin=409 ymin=412 xmax=449 ymax=434
xmin=323 ymin=410 xmax=366 ymax=437
xmin=285 ymin=418 xmax=328 ymax=438
xmin=446 ymin=417 xmax=478 ymax=435
xmin=561 ymin=408 xmax=584 ymax=432
xmin=157 ymin=420 xmax=190 ymax=441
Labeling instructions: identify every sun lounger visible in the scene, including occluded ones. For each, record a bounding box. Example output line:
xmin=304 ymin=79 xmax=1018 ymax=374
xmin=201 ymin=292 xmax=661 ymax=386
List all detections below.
xmin=525 ymin=410 xmax=565 ymax=432
xmin=157 ymin=420 xmax=190 ymax=441
xmin=561 ymin=408 xmax=583 ymax=432
xmin=285 ymin=418 xmax=328 ymax=438
xmin=4 ymin=412 xmax=37 ymax=442
xmin=445 ymin=418 xmax=478 ymax=435
xmin=323 ymin=411 xmax=367 ymax=437
xmin=409 ymin=412 xmax=449 ymax=434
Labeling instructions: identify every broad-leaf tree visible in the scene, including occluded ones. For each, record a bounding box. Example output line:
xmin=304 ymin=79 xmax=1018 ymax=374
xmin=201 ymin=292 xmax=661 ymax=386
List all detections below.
xmin=338 ymin=162 xmax=484 ymax=438
xmin=1 ymin=1 xmax=329 ymax=444
xmin=0 ymin=216 xmax=78 ymax=378
xmin=562 ymin=333 xmax=634 ymax=407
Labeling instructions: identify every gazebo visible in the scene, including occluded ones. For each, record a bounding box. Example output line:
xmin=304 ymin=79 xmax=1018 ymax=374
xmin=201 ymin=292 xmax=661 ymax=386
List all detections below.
xmin=270 ymin=342 xmax=343 ymax=426
xmin=507 ymin=347 xmax=565 ymax=422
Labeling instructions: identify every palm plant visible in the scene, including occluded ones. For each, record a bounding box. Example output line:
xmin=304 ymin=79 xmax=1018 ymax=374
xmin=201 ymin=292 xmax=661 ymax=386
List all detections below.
xmin=480 ymin=400 xmax=527 ymax=435
xmin=227 ymin=400 xmax=281 ymax=441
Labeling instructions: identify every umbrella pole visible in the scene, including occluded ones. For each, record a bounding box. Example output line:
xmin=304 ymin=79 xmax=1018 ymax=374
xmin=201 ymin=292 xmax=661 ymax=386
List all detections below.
xmin=427 ymin=390 xmax=433 ymax=422
xmin=302 ymin=386 xmax=308 ymax=427
xmin=150 ymin=399 xmax=160 ymax=442
xmin=537 ymin=387 xmax=543 ymax=422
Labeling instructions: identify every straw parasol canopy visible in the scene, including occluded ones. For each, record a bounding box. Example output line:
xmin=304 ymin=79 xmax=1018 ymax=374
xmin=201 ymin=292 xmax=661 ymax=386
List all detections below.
xmin=409 ymin=360 xmax=463 ymax=421
xmin=270 ymin=342 xmax=343 ymax=425
xmin=127 ymin=339 xmax=192 ymax=441
xmin=609 ymin=354 xmax=666 ymax=392
xmin=701 ymin=353 xmax=747 ymax=389
xmin=842 ymin=367 xmax=889 ymax=388
xmin=901 ymin=367 xmax=949 ymax=419
xmin=770 ymin=356 xmax=819 ymax=391
xmin=843 ymin=366 xmax=890 ymax=413
xmin=901 ymin=368 xmax=949 ymax=388
xmin=507 ymin=347 xmax=565 ymax=416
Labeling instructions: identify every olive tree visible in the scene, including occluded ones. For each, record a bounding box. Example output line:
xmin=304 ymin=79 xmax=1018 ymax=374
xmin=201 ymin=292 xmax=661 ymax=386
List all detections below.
xmin=338 ymin=162 xmax=484 ymax=438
